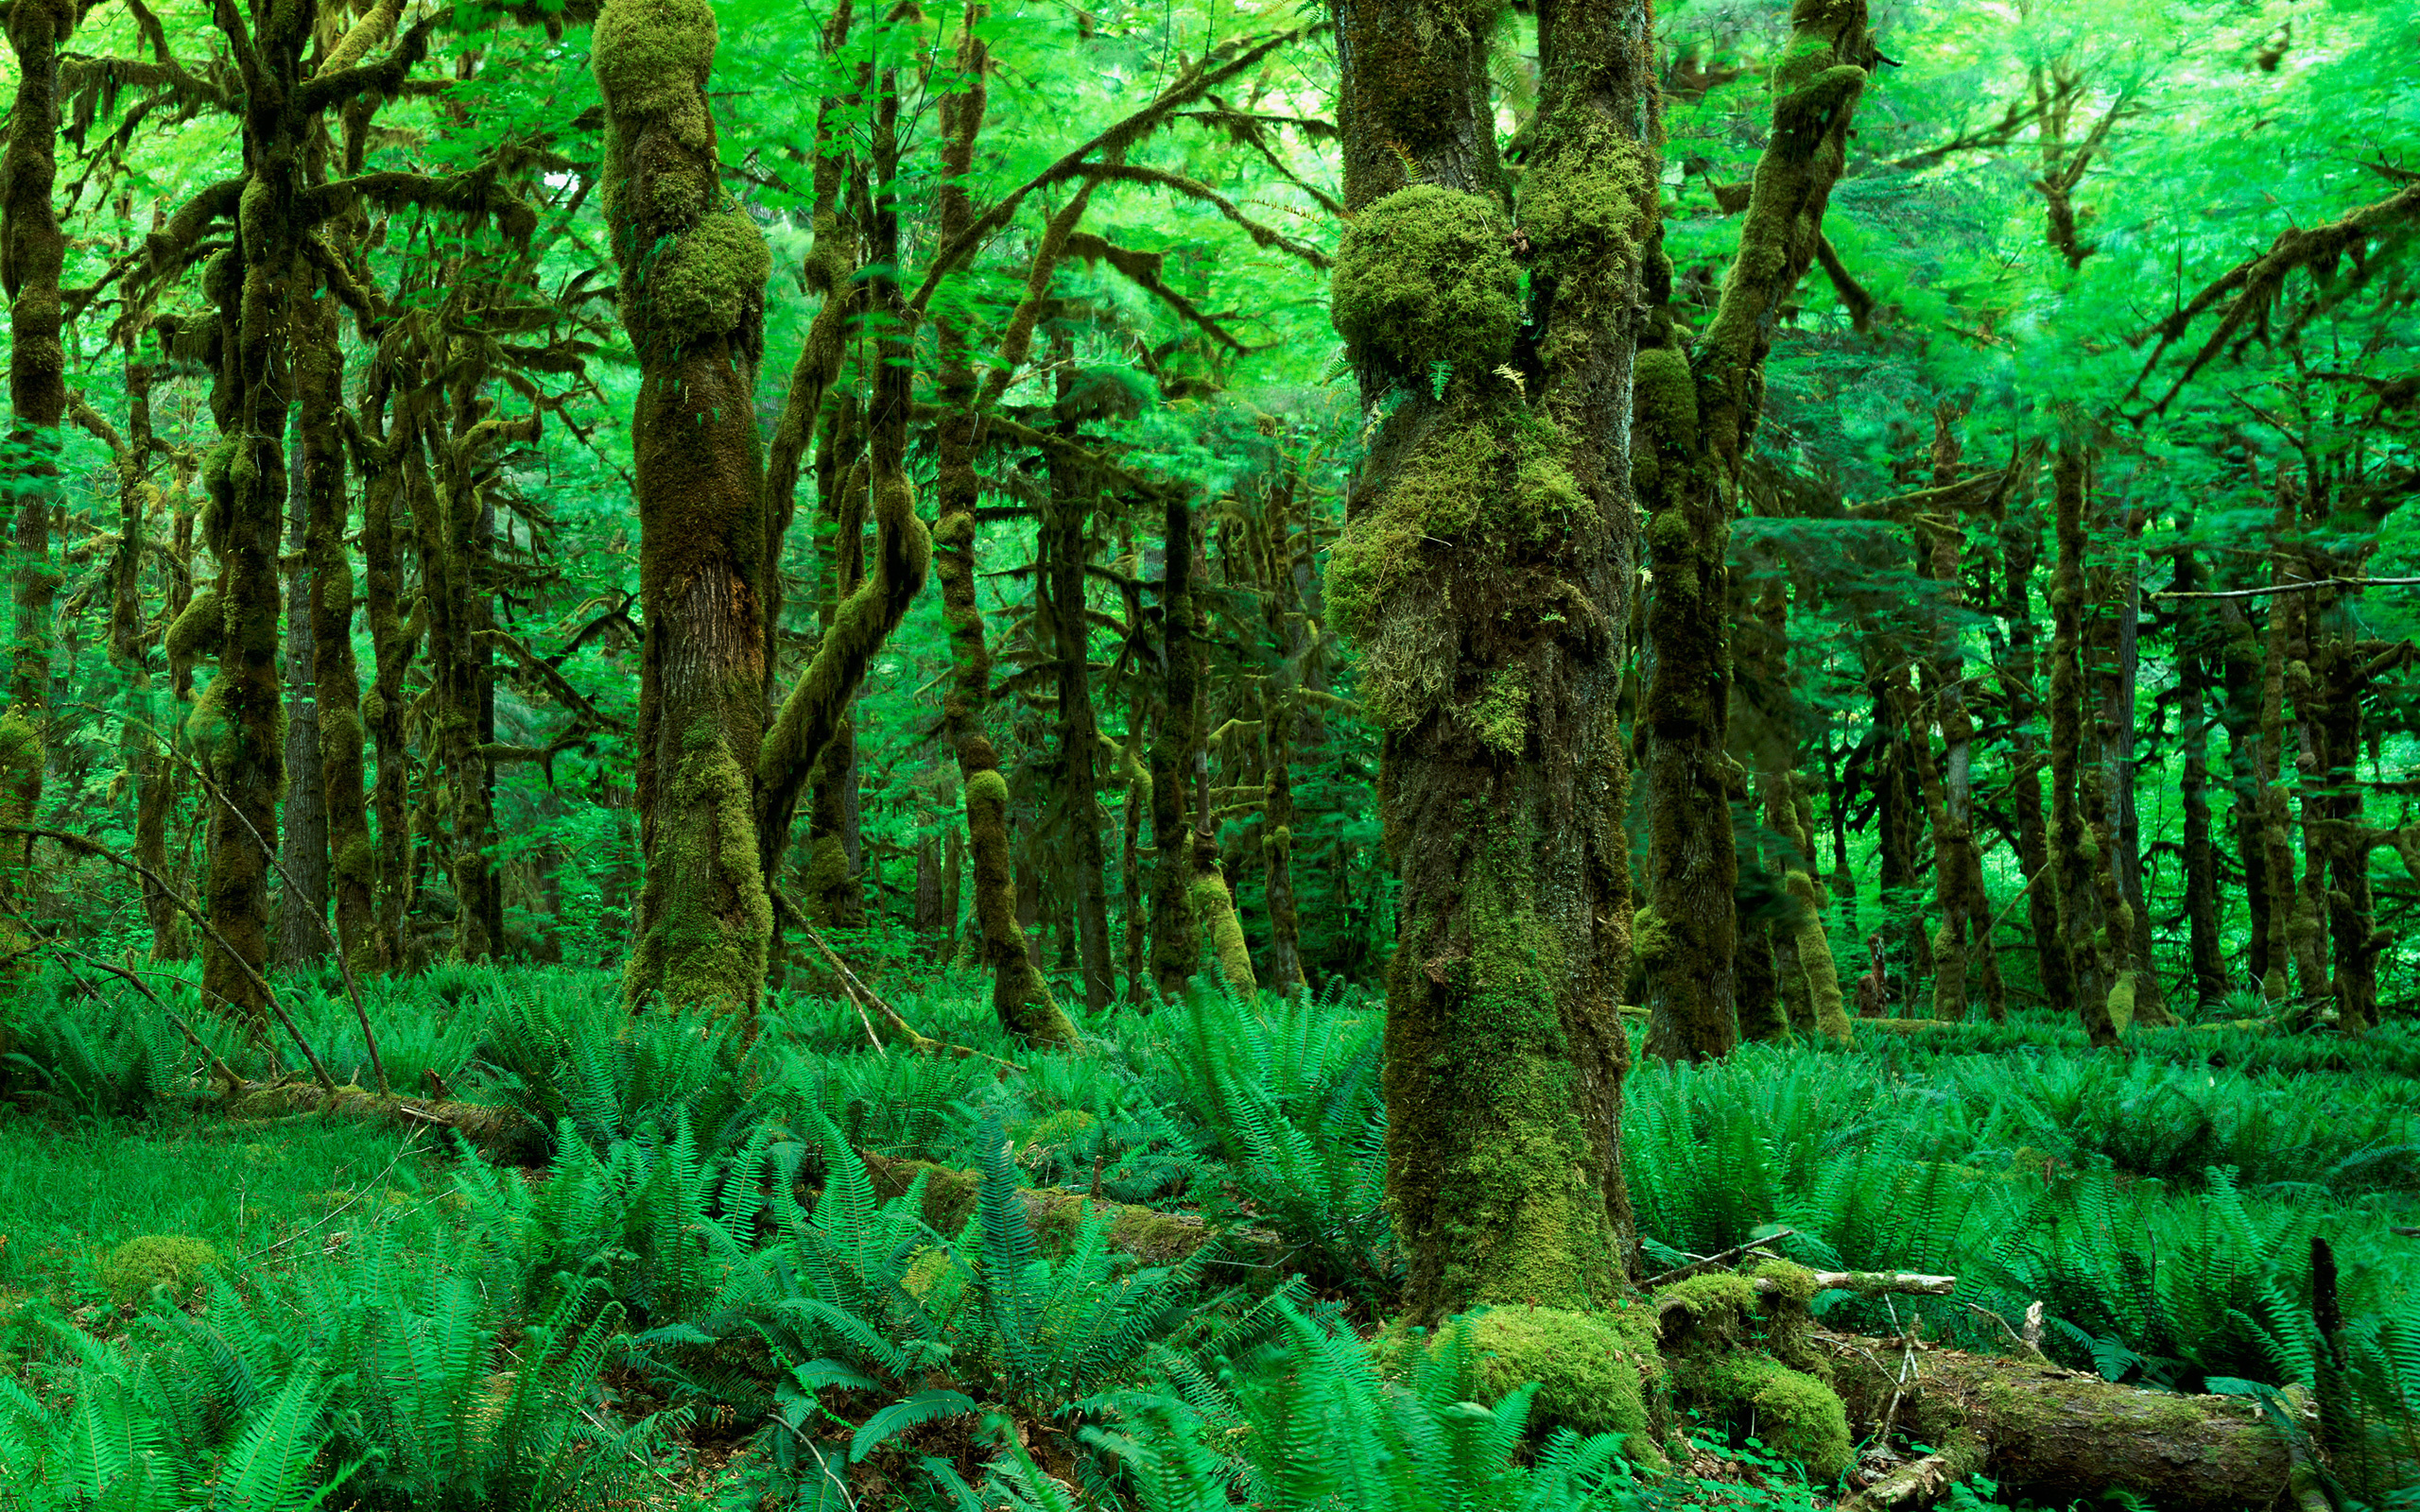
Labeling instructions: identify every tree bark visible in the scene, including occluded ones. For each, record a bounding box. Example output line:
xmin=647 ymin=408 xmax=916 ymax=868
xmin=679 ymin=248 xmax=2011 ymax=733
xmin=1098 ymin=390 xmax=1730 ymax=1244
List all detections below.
xmin=2048 ymin=443 xmax=2117 ymax=1044
xmin=1149 ymin=497 xmax=1203 ymax=998
xmin=277 ymin=373 xmax=328 ymax=969
xmin=1997 ymin=491 xmax=2070 ymax=1013
xmin=2172 ymin=540 xmax=2225 ymax=1010
xmin=1329 ymin=0 xmax=1654 ymax=1319
xmin=1 ymin=0 xmax=73 ymax=909
xmin=598 ymin=0 xmax=774 ymax=1019
xmin=1044 ymin=408 xmax=1114 ymax=1011
xmin=928 ymin=25 xmax=1072 ymax=1043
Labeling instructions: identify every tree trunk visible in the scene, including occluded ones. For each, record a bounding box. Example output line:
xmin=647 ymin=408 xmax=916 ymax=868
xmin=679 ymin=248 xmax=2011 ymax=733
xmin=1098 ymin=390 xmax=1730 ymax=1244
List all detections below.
xmin=2172 ymin=541 xmax=2225 ymax=1010
xmin=1328 ymin=0 xmax=1657 ymax=1319
xmin=359 ymin=393 xmax=423 ymax=974
xmin=277 ymin=389 xmax=328 ymax=969
xmin=1 ymin=0 xmax=73 ymax=908
xmin=2215 ymin=600 xmax=2274 ymax=994
xmin=801 ymin=455 xmax=868 ymax=928
xmin=1637 ymin=3 xmax=1875 ymax=1062
xmin=2048 ymin=443 xmax=2117 ymax=1045
xmin=2103 ymin=509 xmax=2171 ymax=1025
xmin=598 ymin=0 xmax=774 ymax=1019
xmin=1149 ymin=496 xmax=1203 ymax=999
xmin=1045 ymin=421 xmax=1113 ymax=1011
xmin=1998 ymin=492 xmax=2070 ymax=1013
xmin=928 ymin=26 xmax=1071 ymax=1044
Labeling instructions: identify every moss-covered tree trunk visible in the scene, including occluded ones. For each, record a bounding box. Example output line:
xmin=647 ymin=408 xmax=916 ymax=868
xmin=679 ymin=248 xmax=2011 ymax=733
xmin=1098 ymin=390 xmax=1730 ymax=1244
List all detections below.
xmin=2171 ymin=540 xmax=2225 ymax=1010
xmin=1916 ymin=410 xmax=2002 ymax=1022
xmin=1327 ymin=0 xmax=1652 ymax=1319
xmin=1148 ymin=495 xmax=1204 ymax=999
xmin=1044 ymin=426 xmax=1114 ymax=1011
xmin=1636 ymin=2 xmax=1875 ymax=1060
xmin=928 ymin=32 xmax=1071 ymax=1044
xmin=1 ymin=0 xmax=74 ymax=912
xmin=2048 ymin=442 xmax=2116 ymax=1045
xmin=2097 ymin=509 xmax=2171 ymax=1027
xmin=2214 ymin=599 xmax=2275 ymax=992
xmin=297 ymin=285 xmax=372 ymax=971
xmin=357 ymin=388 xmax=423 ymax=972
xmin=277 ymin=361 xmax=328 ymax=969
xmin=596 ymin=0 xmax=774 ymax=1018
xmin=799 ymin=455 xmax=868 ymax=928
xmin=1997 ymin=493 xmax=2071 ymax=1011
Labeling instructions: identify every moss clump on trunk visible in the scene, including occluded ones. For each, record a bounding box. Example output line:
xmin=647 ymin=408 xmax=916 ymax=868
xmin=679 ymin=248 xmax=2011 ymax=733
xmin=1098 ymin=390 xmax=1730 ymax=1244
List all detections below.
xmin=1329 ymin=184 xmax=1519 ymax=378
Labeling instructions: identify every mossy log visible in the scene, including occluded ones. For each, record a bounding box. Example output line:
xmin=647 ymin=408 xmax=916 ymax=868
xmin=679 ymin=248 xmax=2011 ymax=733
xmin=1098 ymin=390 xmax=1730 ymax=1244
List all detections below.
xmin=857 ymin=1151 xmax=1281 ymax=1271
xmin=190 ymin=1081 xmax=546 ymax=1162
xmin=1825 ymin=1334 xmax=2290 ymax=1512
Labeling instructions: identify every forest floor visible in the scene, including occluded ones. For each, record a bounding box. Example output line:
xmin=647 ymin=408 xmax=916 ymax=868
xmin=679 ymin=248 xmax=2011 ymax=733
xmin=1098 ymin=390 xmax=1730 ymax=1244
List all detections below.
xmin=3 ymin=963 xmax=2416 ymax=1510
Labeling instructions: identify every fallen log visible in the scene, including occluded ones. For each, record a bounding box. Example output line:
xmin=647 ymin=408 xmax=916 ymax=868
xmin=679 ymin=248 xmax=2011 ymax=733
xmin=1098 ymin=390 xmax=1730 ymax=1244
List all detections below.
xmin=189 ymin=1081 xmax=547 ymax=1162
xmin=1824 ymin=1333 xmax=2293 ymax=1512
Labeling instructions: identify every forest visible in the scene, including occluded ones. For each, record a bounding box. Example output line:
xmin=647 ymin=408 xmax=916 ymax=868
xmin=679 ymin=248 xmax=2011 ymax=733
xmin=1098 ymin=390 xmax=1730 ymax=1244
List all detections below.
xmin=0 ymin=0 xmax=2414 ymax=1506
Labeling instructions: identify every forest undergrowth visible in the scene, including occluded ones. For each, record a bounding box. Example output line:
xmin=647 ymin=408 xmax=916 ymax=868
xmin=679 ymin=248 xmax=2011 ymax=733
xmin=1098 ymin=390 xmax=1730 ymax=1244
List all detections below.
xmin=3 ymin=964 xmax=2416 ymax=1511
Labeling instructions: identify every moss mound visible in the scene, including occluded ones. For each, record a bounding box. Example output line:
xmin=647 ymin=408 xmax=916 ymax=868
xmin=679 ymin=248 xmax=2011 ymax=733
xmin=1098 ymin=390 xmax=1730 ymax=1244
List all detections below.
xmin=1381 ymin=1304 xmax=1664 ymax=1462
xmin=1330 ymin=184 xmax=1518 ymax=377
xmin=1693 ymin=1353 xmax=1853 ymax=1477
xmin=99 ymin=1234 xmax=220 ymax=1303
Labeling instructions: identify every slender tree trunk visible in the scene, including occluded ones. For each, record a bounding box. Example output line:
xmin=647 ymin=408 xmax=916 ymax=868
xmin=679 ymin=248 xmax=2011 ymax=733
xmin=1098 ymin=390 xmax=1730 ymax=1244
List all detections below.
xmin=1329 ymin=0 xmax=1657 ymax=1318
xmin=927 ymin=26 xmax=1071 ymax=1044
xmin=801 ymin=460 xmax=869 ymax=927
xmin=598 ymin=0 xmax=774 ymax=1019
xmin=278 ymin=388 xmax=328 ymax=968
xmin=2049 ymin=443 xmax=2116 ymax=1045
xmin=1149 ymin=496 xmax=1203 ymax=998
xmin=1045 ymin=444 xmax=1114 ymax=1011
xmin=1120 ymin=729 xmax=1148 ymax=1004
xmin=2215 ymin=600 xmax=2273 ymax=993
xmin=1998 ymin=491 xmax=2069 ymax=1012
xmin=2103 ymin=509 xmax=2171 ymax=1025
xmin=360 ymin=395 xmax=423 ymax=972
xmin=2257 ymin=482 xmax=2312 ymax=1005
xmin=2172 ymin=541 xmax=2224 ymax=1010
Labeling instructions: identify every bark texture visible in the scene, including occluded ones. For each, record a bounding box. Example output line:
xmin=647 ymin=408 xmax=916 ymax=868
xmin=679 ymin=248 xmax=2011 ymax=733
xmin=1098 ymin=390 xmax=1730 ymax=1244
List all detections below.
xmin=1328 ymin=0 xmax=1653 ymax=1319
xmin=597 ymin=0 xmax=775 ymax=1018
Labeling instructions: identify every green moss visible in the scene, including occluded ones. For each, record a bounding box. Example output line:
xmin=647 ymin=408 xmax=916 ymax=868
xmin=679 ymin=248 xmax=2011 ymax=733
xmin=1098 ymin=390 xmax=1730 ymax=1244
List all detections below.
xmin=1517 ymin=133 xmax=1654 ymax=279
xmin=1749 ymin=1259 xmax=1818 ymax=1305
xmin=1452 ymin=1305 xmax=1662 ymax=1456
xmin=1655 ymin=1270 xmax=1758 ymax=1319
xmin=1188 ymin=872 xmax=1257 ymax=994
xmin=1630 ymin=903 xmax=1673 ymax=969
xmin=592 ymin=0 xmax=717 ymax=129
xmin=2106 ymin=970 xmax=2135 ymax=1037
xmin=1692 ymin=1355 xmax=1852 ymax=1477
xmin=1471 ymin=667 xmax=1530 ymax=756
xmin=632 ymin=205 xmax=769 ymax=350
xmin=1330 ymin=184 xmax=1518 ymax=376
xmin=1328 ymin=396 xmax=1587 ymax=731
xmin=629 ymin=721 xmax=770 ymax=1015
xmin=0 ymin=713 xmax=40 ymax=780
xmin=99 ymin=1234 xmax=219 ymax=1303
xmin=1632 ymin=347 xmax=1699 ymax=455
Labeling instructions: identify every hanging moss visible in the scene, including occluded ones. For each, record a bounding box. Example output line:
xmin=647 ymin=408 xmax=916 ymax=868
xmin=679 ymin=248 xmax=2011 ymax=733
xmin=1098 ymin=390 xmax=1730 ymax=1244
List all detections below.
xmin=1330 ymin=184 xmax=1518 ymax=377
